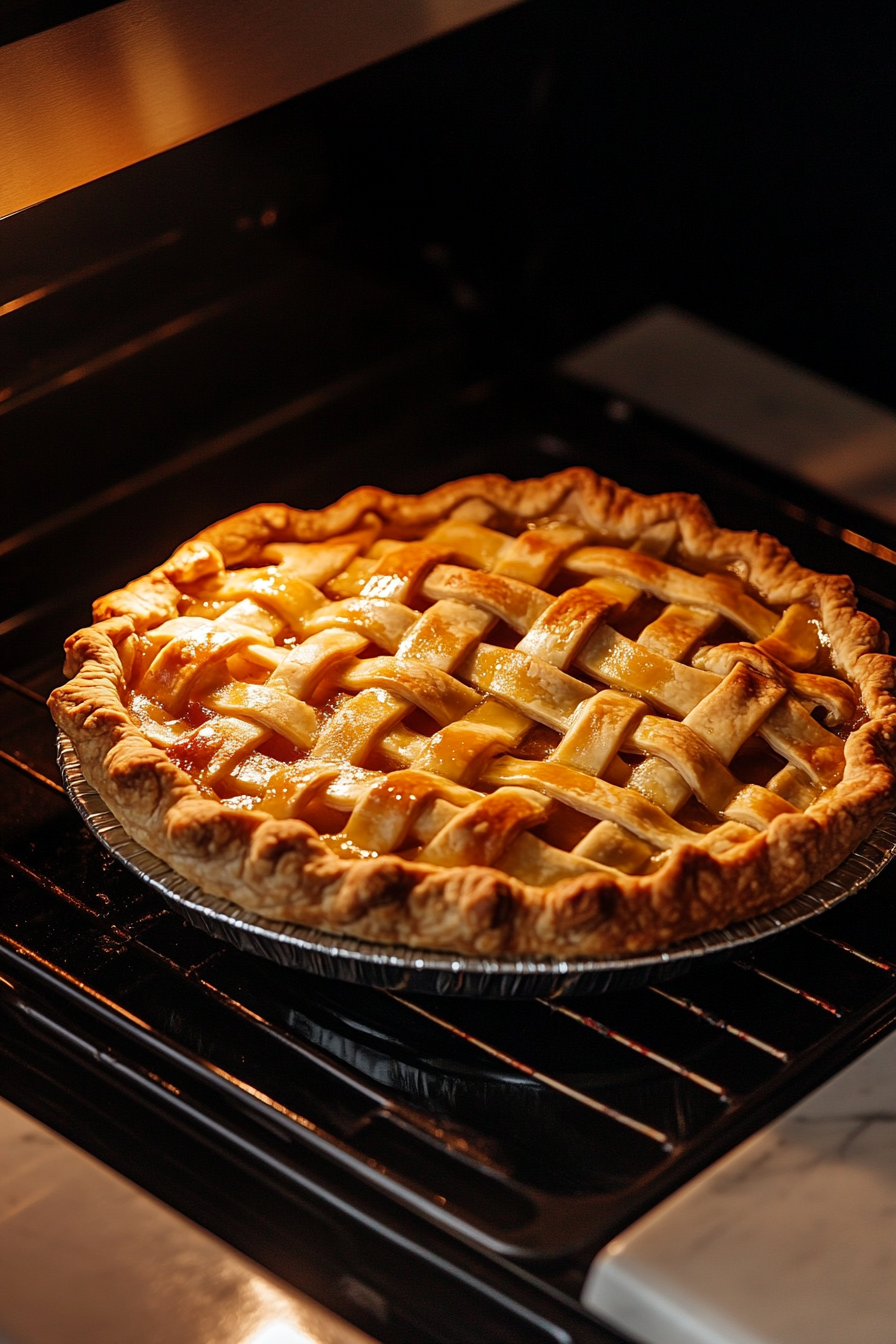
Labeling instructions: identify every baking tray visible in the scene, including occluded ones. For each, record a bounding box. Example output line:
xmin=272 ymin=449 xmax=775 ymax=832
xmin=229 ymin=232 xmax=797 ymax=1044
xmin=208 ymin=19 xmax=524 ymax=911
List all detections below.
xmin=58 ymin=732 xmax=896 ymax=998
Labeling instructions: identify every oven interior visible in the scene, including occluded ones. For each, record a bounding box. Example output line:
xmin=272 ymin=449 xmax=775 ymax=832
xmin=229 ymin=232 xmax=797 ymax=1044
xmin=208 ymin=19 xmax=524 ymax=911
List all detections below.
xmin=2 ymin=6 xmax=895 ymax=1342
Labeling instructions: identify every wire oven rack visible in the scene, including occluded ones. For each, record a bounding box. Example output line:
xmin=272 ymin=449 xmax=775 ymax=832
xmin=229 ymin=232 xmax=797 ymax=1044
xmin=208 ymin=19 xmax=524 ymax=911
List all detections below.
xmin=4 ymin=371 xmax=896 ymax=1343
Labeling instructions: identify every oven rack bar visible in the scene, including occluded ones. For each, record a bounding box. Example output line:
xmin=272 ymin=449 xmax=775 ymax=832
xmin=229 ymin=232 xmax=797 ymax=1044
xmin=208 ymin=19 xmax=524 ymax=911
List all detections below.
xmin=386 ymin=992 xmax=671 ymax=1147
xmin=1 ymin=681 xmax=894 ymax=1137
xmin=2 ymin=359 xmax=896 ymax=1272
xmin=538 ymin=1001 xmax=729 ymax=1100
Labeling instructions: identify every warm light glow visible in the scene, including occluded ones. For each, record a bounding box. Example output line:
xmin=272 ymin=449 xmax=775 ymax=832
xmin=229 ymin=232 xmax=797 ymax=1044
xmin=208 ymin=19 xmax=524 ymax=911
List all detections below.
xmin=1 ymin=0 xmax=516 ymax=216
xmin=242 ymin=1320 xmax=318 ymax=1344
xmin=235 ymin=1279 xmax=332 ymax=1344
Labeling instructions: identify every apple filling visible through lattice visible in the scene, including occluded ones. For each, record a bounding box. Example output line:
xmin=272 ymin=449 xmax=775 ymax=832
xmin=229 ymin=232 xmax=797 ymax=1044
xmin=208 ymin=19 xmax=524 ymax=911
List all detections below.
xmin=120 ymin=503 xmax=856 ymax=890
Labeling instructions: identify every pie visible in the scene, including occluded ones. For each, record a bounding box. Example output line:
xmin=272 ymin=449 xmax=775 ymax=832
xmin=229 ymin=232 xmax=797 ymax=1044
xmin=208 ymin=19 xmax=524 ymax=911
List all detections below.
xmin=49 ymin=467 xmax=896 ymax=956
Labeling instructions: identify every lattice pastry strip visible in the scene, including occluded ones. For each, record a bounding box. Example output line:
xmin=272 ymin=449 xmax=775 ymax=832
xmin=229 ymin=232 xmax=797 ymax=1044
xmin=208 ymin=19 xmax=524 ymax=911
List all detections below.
xmin=139 ymin=518 xmax=836 ymax=885
xmin=382 ymin=541 xmax=843 ymax=865
xmin=133 ymin=511 xmax=855 ymax=884
xmin=159 ymin=532 xmax=602 ymax=874
xmin=52 ymin=468 xmax=895 ymax=957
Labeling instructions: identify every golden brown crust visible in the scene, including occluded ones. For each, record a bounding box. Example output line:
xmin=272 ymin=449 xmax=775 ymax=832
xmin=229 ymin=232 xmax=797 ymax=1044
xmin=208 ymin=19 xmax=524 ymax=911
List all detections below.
xmin=50 ymin=468 xmax=896 ymax=956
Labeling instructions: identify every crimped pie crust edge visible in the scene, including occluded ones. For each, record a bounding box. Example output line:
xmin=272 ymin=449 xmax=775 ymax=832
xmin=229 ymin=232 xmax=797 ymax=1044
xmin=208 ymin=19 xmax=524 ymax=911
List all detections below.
xmin=49 ymin=467 xmax=896 ymax=956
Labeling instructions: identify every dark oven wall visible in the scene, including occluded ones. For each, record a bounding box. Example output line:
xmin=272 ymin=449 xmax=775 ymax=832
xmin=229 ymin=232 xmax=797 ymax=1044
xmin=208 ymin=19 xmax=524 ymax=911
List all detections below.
xmin=3 ymin=0 xmax=894 ymax=492
xmin=306 ymin=0 xmax=896 ymax=405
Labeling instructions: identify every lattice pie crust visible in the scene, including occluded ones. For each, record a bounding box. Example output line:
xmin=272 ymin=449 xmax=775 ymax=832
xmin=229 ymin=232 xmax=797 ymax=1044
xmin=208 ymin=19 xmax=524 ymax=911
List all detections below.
xmin=50 ymin=469 xmax=896 ymax=955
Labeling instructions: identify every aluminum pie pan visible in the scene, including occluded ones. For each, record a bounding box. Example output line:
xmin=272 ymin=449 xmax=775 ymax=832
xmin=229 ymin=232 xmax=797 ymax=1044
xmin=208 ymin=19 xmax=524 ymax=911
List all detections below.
xmin=59 ymin=732 xmax=896 ymax=997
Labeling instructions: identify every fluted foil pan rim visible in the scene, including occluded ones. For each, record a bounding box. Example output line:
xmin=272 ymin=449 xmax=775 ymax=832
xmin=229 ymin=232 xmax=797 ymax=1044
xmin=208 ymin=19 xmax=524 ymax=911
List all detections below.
xmin=58 ymin=732 xmax=896 ymax=996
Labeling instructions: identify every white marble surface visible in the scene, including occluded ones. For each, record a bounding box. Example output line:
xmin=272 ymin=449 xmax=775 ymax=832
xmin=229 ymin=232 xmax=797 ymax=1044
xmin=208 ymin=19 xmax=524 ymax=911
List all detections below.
xmin=582 ymin=1026 xmax=896 ymax=1344
xmin=0 ymin=1096 xmax=372 ymax=1344
xmin=560 ymin=306 xmax=896 ymax=521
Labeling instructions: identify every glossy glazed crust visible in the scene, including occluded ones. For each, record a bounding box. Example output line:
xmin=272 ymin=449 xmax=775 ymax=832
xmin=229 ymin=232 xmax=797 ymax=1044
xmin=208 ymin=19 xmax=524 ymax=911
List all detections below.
xmin=49 ymin=468 xmax=896 ymax=955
